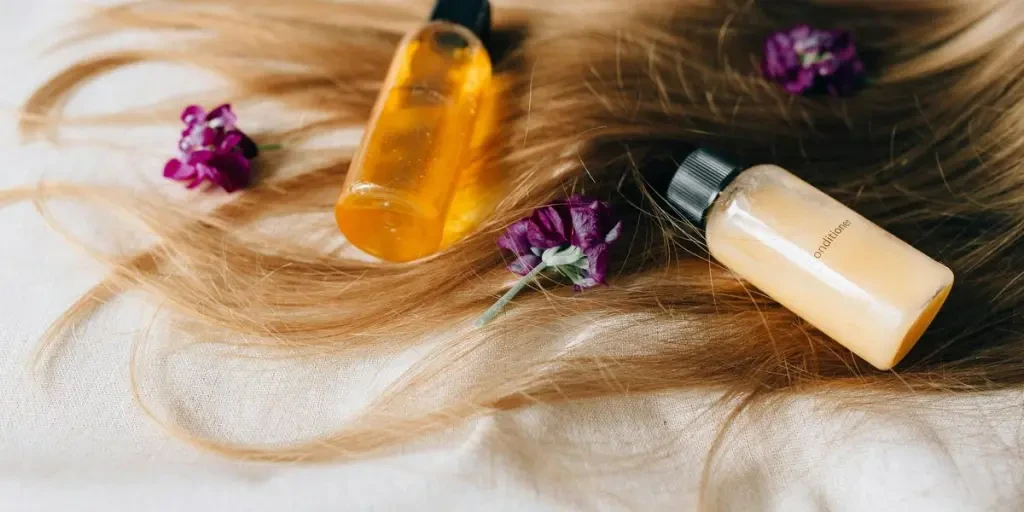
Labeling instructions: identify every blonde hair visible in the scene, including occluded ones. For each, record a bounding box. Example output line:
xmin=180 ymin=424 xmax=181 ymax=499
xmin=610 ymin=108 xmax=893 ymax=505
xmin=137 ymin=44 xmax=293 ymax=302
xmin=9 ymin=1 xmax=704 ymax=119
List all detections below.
xmin=9 ymin=0 xmax=1024 ymax=483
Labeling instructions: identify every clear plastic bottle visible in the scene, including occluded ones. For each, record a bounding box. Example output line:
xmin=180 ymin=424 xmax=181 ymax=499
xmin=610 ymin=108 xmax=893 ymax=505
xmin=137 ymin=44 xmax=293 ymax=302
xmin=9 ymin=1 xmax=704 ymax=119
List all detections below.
xmin=664 ymin=149 xmax=954 ymax=370
xmin=335 ymin=0 xmax=492 ymax=262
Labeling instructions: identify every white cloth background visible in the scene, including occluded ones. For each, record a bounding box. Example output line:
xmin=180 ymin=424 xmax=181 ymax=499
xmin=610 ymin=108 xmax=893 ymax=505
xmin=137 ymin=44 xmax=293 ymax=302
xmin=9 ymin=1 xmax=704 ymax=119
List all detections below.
xmin=2 ymin=1 xmax=1023 ymax=510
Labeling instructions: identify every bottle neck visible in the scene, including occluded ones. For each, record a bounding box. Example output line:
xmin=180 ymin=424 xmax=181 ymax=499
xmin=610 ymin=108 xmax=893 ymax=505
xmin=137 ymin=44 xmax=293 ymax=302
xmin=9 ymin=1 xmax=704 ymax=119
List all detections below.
xmin=663 ymin=148 xmax=742 ymax=227
xmin=429 ymin=0 xmax=491 ymax=45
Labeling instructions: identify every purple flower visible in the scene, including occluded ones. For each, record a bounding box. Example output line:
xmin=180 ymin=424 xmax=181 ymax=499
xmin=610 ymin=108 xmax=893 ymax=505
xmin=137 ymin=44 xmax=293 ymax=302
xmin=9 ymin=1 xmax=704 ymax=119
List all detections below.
xmin=497 ymin=195 xmax=622 ymax=288
xmin=164 ymin=104 xmax=259 ymax=192
xmin=762 ymin=25 xmax=865 ymax=97
xmin=478 ymin=195 xmax=623 ymax=327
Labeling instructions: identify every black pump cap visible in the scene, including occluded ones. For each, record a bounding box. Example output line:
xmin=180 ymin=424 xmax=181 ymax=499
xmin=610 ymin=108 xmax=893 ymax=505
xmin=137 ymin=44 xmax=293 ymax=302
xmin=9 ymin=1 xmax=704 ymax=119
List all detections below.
xmin=662 ymin=148 xmax=742 ymax=226
xmin=430 ymin=0 xmax=492 ymax=44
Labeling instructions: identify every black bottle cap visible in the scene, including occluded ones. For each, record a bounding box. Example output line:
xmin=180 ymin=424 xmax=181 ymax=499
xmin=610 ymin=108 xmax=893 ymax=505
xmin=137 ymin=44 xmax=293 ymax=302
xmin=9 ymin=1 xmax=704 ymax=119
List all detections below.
xmin=430 ymin=0 xmax=492 ymax=44
xmin=664 ymin=148 xmax=742 ymax=226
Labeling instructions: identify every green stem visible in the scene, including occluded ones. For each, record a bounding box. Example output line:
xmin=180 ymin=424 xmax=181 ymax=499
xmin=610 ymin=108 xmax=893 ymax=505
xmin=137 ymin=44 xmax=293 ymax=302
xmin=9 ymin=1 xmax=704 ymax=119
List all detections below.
xmin=258 ymin=143 xmax=283 ymax=152
xmin=475 ymin=262 xmax=548 ymax=328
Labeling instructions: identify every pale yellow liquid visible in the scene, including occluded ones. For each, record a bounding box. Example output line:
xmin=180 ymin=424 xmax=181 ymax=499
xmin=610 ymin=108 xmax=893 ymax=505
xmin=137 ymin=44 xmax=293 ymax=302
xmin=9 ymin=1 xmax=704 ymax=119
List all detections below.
xmin=335 ymin=23 xmax=493 ymax=262
xmin=706 ymin=165 xmax=954 ymax=370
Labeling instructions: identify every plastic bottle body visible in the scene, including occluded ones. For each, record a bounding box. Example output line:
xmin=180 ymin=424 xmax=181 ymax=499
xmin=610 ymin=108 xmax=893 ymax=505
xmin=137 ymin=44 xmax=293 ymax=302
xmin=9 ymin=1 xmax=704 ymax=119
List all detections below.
xmin=440 ymin=81 xmax=503 ymax=247
xmin=335 ymin=22 xmax=492 ymax=262
xmin=705 ymin=165 xmax=954 ymax=370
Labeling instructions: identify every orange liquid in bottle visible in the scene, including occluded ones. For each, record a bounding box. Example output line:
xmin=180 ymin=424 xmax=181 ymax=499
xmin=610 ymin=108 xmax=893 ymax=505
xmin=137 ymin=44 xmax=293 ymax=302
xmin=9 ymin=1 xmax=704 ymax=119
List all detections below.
xmin=441 ymin=81 xmax=503 ymax=248
xmin=335 ymin=22 xmax=493 ymax=262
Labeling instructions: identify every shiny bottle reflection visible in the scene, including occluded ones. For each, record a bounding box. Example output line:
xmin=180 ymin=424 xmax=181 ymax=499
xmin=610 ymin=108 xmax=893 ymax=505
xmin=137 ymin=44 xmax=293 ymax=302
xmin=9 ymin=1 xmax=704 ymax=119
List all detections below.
xmin=440 ymin=80 xmax=503 ymax=248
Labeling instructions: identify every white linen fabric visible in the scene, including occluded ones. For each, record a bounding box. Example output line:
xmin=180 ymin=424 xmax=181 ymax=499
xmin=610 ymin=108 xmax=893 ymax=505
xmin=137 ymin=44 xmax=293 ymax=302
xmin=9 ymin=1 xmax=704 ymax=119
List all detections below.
xmin=2 ymin=1 xmax=1023 ymax=510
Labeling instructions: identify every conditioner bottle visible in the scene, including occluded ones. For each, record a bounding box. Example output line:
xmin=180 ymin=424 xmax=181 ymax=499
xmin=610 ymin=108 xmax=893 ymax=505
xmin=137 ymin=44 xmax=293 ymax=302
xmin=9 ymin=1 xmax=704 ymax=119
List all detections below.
xmin=663 ymin=149 xmax=954 ymax=370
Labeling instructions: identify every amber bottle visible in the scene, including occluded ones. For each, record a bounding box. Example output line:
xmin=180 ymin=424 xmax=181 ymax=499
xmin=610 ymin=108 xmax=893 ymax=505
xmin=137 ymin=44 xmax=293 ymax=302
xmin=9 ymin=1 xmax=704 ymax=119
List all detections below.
xmin=335 ymin=0 xmax=493 ymax=262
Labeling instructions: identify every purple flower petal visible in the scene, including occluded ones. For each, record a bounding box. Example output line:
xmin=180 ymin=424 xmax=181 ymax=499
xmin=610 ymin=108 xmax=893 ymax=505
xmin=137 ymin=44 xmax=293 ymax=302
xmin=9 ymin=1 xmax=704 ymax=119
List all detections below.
xmin=181 ymin=105 xmax=206 ymax=126
xmin=762 ymin=25 xmax=865 ymax=97
xmin=185 ymin=149 xmax=215 ymax=165
xmin=812 ymin=58 xmax=841 ymax=77
xmin=535 ymin=204 xmax=569 ymax=238
xmin=218 ymin=131 xmax=243 ymax=152
xmin=170 ymin=104 xmax=259 ymax=193
xmin=163 ymin=159 xmax=194 ymax=181
xmin=494 ymin=196 xmax=622 ymax=297
xmin=789 ymin=25 xmax=812 ymax=43
xmin=508 ymin=254 xmax=542 ymax=276
xmin=569 ymin=200 xmax=601 ymax=250
xmin=583 ymin=244 xmax=609 ymax=286
xmin=181 ymin=124 xmax=216 ymax=151
xmin=186 ymin=163 xmax=213 ymax=189
xmin=566 ymin=195 xmax=622 ymax=249
xmin=207 ymin=151 xmax=252 ymax=192
xmin=206 ymin=104 xmax=237 ymax=130
xmin=527 ymin=205 xmax=570 ymax=249
xmin=786 ymin=69 xmax=816 ymax=94
xmin=497 ymin=219 xmax=535 ymax=256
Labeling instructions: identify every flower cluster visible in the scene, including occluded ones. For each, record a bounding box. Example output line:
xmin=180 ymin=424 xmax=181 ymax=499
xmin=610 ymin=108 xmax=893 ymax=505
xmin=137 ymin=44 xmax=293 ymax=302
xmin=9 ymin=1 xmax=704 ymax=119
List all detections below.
xmin=498 ymin=195 xmax=622 ymax=289
xmin=163 ymin=104 xmax=259 ymax=192
xmin=477 ymin=195 xmax=622 ymax=327
xmin=762 ymin=25 xmax=865 ymax=97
